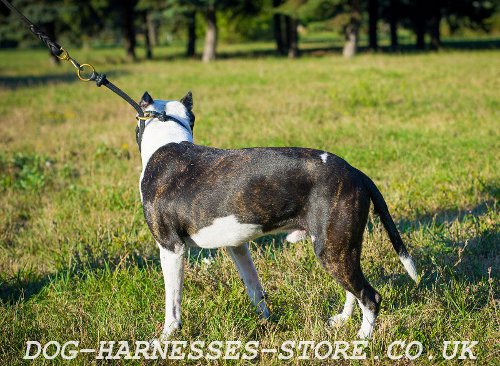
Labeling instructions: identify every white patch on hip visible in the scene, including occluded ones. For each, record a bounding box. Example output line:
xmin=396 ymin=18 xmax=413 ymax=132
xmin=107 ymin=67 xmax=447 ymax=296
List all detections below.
xmin=185 ymin=215 xmax=262 ymax=249
xmin=320 ymin=152 xmax=328 ymax=163
xmin=285 ymin=230 xmax=307 ymax=243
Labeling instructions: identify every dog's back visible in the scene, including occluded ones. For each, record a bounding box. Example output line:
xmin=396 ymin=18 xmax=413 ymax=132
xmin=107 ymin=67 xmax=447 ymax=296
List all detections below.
xmin=141 ymin=141 xmax=365 ymax=250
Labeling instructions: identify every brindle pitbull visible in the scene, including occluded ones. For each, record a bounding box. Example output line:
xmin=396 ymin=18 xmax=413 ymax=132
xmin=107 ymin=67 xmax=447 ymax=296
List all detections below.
xmin=137 ymin=91 xmax=417 ymax=341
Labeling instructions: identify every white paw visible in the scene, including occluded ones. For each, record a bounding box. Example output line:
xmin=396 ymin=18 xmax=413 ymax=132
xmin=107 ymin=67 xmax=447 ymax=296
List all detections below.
xmin=328 ymin=313 xmax=349 ymax=327
xmin=153 ymin=321 xmax=182 ymax=343
xmin=356 ymin=327 xmax=373 ymax=339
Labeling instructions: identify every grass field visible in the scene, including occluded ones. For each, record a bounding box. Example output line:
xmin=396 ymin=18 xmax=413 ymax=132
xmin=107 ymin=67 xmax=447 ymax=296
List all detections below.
xmin=0 ymin=44 xmax=498 ymax=364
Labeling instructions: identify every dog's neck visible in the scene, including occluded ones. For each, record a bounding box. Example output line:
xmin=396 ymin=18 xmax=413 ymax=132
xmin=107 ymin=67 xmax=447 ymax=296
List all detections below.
xmin=140 ymin=102 xmax=193 ymax=169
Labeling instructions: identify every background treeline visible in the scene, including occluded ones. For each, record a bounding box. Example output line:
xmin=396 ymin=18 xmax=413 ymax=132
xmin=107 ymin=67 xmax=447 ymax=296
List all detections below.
xmin=0 ymin=0 xmax=498 ymax=61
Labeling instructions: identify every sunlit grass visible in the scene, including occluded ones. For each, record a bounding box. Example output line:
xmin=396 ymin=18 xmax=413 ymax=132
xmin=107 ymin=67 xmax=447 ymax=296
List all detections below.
xmin=0 ymin=45 xmax=498 ymax=365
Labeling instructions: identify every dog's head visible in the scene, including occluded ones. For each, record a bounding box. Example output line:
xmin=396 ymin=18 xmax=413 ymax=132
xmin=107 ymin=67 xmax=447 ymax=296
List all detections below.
xmin=138 ymin=91 xmax=195 ymax=134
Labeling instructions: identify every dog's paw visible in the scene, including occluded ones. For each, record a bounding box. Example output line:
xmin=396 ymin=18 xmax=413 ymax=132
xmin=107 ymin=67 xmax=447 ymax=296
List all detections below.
xmin=356 ymin=328 xmax=373 ymax=340
xmin=327 ymin=313 xmax=349 ymax=327
xmin=151 ymin=321 xmax=182 ymax=344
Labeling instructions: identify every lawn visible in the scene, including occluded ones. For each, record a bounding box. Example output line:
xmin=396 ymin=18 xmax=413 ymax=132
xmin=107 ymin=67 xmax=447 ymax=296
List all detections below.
xmin=0 ymin=44 xmax=498 ymax=364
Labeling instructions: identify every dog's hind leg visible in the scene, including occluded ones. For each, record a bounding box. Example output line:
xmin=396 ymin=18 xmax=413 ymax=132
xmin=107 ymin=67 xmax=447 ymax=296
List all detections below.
xmin=312 ymin=188 xmax=381 ymax=339
xmin=327 ymin=291 xmax=356 ymax=326
xmin=158 ymin=242 xmax=185 ymax=340
xmin=227 ymin=244 xmax=271 ymax=319
xmin=318 ymin=248 xmax=381 ymax=339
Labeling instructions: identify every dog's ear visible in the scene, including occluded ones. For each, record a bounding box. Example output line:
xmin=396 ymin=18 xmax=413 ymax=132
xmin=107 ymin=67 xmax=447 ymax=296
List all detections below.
xmin=180 ymin=91 xmax=193 ymax=111
xmin=139 ymin=91 xmax=154 ymax=110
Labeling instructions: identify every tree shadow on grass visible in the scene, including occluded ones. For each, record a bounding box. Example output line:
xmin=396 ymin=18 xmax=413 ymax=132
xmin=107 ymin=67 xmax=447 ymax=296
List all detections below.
xmin=0 ymin=70 xmax=126 ymax=90
xmin=372 ymin=220 xmax=498 ymax=313
xmin=369 ymin=183 xmax=498 ymax=311
xmin=0 ymin=249 xmax=157 ymax=305
xmin=0 ymin=243 xmax=231 ymax=304
xmin=157 ymin=38 xmax=499 ymax=62
xmin=440 ymin=38 xmax=500 ymax=50
xmin=0 ymin=270 xmax=51 ymax=305
xmin=397 ymin=200 xmax=496 ymax=234
xmin=2 ymin=183 xmax=497 ymax=307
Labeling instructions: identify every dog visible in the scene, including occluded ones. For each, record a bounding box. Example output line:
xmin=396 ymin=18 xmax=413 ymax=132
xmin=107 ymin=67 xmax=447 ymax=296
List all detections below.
xmin=137 ymin=91 xmax=418 ymax=341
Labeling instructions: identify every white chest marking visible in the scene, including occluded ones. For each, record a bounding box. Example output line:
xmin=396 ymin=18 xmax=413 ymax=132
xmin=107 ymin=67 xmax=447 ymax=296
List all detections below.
xmin=185 ymin=215 xmax=262 ymax=249
xmin=320 ymin=152 xmax=328 ymax=164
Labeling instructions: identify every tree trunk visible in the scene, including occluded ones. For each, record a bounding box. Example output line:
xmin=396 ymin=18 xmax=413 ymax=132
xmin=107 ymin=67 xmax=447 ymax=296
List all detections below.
xmin=274 ymin=14 xmax=285 ymax=55
xmin=389 ymin=0 xmax=398 ymax=51
xmin=285 ymin=17 xmax=299 ymax=58
xmin=202 ymin=5 xmax=217 ymax=63
xmin=186 ymin=11 xmax=196 ymax=57
xmin=429 ymin=0 xmax=441 ymax=50
xmin=343 ymin=1 xmax=361 ymax=58
xmin=123 ymin=0 xmax=137 ymax=61
xmin=283 ymin=15 xmax=290 ymax=51
xmin=273 ymin=0 xmax=285 ymax=55
xmin=415 ymin=0 xmax=425 ymax=50
xmin=146 ymin=11 xmax=156 ymax=47
xmin=368 ymin=0 xmax=378 ymax=51
xmin=343 ymin=20 xmax=359 ymax=58
xmin=343 ymin=0 xmax=361 ymax=58
xmin=143 ymin=12 xmax=153 ymax=60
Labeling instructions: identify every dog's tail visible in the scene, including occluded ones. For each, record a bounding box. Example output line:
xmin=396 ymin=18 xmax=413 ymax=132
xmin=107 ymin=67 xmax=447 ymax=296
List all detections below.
xmin=360 ymin=171 xmax=418 ymax=283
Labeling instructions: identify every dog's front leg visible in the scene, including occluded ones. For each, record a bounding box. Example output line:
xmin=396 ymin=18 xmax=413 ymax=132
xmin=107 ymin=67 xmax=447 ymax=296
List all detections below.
xmin=227 ymin=244 xmax=271 ymax=319
xmin=158 ymin=242 xmax=184 ymax=340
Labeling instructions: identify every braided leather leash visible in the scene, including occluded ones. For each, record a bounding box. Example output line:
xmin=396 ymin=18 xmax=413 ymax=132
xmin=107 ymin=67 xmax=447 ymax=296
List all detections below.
xmin=0 ymin=0 xmax=150 ymax=150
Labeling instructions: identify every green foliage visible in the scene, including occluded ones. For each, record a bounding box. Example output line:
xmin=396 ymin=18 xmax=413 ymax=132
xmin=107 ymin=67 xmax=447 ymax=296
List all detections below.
xmin=1 ymin=0 xmax=498 ymax=50
xmin=0 ymin=152 xmax=51 ymax=191
xmin=444 ymin=0 xmax=498 ymax=33
xmin=277 ymin=0 xmax=346 ymax=23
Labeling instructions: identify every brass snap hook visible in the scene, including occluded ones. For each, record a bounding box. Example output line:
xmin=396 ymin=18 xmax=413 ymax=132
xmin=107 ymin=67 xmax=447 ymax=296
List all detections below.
xmin=56 ymin=47 xmax=70 ymax=61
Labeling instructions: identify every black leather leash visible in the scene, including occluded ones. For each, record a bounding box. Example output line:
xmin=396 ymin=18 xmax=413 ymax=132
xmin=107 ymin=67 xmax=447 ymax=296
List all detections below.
xmin=0 ymin=0 xmax=153 ymax=151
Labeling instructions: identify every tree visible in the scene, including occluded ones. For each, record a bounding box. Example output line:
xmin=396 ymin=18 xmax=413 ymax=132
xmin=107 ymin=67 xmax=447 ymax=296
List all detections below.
xmin=368 ymin=0 xmax=378 ymax=50
xmin=387 ymin=0 xmax=399 ymax=50
xmin=273 ymin=0 xmax=286 ymax=55
xmin=277 ymin=0 xmax=371 ymax=58
xmin=202 ymin=2 xmax=216 ymax=62
xmin=285 ymin=16 xmax=299 ymax=58
xmin=408 ymin=0 xmax=496 ymax=50
xmin=414 ymin=0 xmax=426 ymax=49
xmin=120 ymin=0 xmax=139 ymax=60
xmin=343 ymin=0 xmax=361 ymax=58
xmin=274 ymin=0 xmax=308 ymax=58
xmin=428 ymin=0 xmax=441 ymax=50
xmin=138 ymin=0 xmax=166 ymax=59
xmin=143 ymin=11 xmax=153 ymax=59
xmin=444 ymin=0 xmax=497 ymax=35
xmin=186 ymin=10 xmax=196 ymax=57
xmin=166 ymin=1 xmax=261 ymax=62
xmin=164 ymin=0 xmax=198 ymax=57
xmin=199 ymin=0 xmax=261 ymax=62
xmin=0 ymin=0 xmax=70 ymax=63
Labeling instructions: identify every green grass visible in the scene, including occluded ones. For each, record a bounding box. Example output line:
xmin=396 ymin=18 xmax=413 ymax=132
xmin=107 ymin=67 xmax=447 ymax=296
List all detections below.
xmin=0 ymin=44 xmax=498 ymax=365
